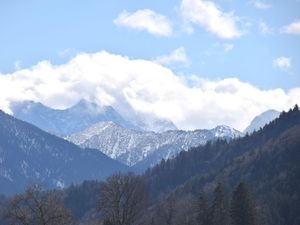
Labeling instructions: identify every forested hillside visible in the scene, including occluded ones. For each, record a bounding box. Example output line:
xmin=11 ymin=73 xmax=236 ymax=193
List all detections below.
xmin=0 ymin=106 xmax=299 ymax=225
xmin=144 ymin=105 xmax=300 ymax=225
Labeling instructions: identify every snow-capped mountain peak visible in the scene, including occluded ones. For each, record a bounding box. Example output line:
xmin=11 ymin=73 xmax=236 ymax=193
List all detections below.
xmin=67 ymin=122 xmax=242 ymax=169
xmin=212 ymin=125 xmax=241 ymax=138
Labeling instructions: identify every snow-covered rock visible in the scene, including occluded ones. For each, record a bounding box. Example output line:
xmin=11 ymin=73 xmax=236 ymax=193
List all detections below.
xmin=244 ymin=110 xmax=280 ymax=134
xmin=67 ymin=122 xmax=242 ymax=169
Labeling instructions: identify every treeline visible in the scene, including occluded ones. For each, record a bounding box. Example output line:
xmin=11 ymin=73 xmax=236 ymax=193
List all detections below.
xmin=0 ymin=173 xmax=263 ymax=225
xmin=145 ymin=181 xmax=262 ymax=225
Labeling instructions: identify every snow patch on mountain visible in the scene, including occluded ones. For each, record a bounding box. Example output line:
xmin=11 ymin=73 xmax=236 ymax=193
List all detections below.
xmin=67 ymin=122 xmax=242 ymax=168
xmin=244 ymin=109 xmax=280 ymax=134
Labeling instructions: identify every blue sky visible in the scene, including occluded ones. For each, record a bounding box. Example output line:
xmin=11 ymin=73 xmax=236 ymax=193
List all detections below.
xmin=1 ymin=0 xmax=299 ymax=90
xmin=0 ymin=0 xmax=300 ymax=131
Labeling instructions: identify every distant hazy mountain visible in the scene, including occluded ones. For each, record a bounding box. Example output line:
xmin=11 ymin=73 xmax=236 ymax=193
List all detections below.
xmin=244 ymin=109 xmax=280 ymax=134
xmin=0 ymin=110 xmax=128 ymax=195
xmin=67 ymin=121 xmax=242 ymax=169
xmin=10 ymin=100 xmax=178 ymax=136
xmin=137 ymin=117 xmax=178 ymax=133
xmin=10 ymin=99 xmax=138 ymax=136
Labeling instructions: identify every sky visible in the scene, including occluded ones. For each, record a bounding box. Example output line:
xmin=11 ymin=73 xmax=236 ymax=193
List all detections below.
xmin=0 ymin=0 xmax=300 ymax=131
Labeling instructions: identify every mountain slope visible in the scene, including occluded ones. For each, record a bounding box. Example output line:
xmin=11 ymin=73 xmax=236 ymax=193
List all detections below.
xmin=244 ymin=109 xmax=280 ymax=134
xmin=145 ymin=107 xmax=300 ymax=196
xmin=0 ymin=110 xmax=128 ymax=195
xmin=144 ymin=106 xmax=300 ymax=225
xmin=10 ymin=99 xmax=138 ymax=136
xmin=67 ymin=122 xmax=242 ymax=168
xmin=179 ymin=117 xmax=300 ymax=225
xmin=31 ymin=106 xmax=299 ymax=223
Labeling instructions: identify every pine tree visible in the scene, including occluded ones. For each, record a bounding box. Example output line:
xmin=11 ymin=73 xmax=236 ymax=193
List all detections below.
xmin=196 ymin=191 xmax=209 ymax=225
xmin=230 ymin=182 xmax=256 ymax=225
xmin=209 ymin=183 xmax=230 ymax=225
xmin=293 ymin=104 xmax=299 ymax=112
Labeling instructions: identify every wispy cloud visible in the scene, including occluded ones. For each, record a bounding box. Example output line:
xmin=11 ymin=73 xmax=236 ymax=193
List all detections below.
xmin=0 ymin=51 xmax=299 ymax=131
xmin=253 ymin=1 xmax=272 ymax=9
xmin=155 ymin=47 xmax=189 ymax=66
xmin=180 ymin=0 xmax=243 ymax=39
xmin=223 ymin=43 xmax=234 ymax=52
xmin=281 ymin=21 xmax=300 ymax=35
xmin=259 ymin=21 xmax=272 ymax=35
xmin=206 ymin=42 xmax=234 ymax=56
xmin=114 ymin=9 xmax=172 ymax=37
xmin=273 ymin=57 xmax=292 ymax=71
xmin=58 ymin=48 xmax=73 ymax=58
xmin=14 ymin=60 xmax=22 ymax=70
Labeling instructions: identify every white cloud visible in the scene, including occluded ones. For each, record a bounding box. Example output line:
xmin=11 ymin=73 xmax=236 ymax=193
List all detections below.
xmin=180 ymin=0 xmax=243 ymax=39
xmin=259 ymin=21 xmax=272 ymax=35
xmin=273 ymin=57 xmax=292 ymax=71
xmin=281 ymin=21 xmax=300 ymax=35
xmin=155 ymin=47 xmax=189 ymax=66
xmin=253 ymin=1 xmax=272 ymax=9
xmin=0 ymin=51 xmax=299 ymax=131
xmin=114 ymin=9 xmax=172 ymax=37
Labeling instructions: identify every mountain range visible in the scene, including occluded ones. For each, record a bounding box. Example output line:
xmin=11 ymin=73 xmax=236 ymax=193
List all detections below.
xmin=0 ymin=110 xmax=128 ymax=195
xmin=23 ymin=105 xmax=299 ymax=225
xmin=66 ymin=121 xmax=242 ymax=169
xmin=0 ymin=99 xmax=284 ymax=195
xmin=10 ymin=100 xmax=178 ymax=136
xmin=10 ymin=100 xmax=242 ymax=170
xmin=10 ymin=100 xmax=139 ymax=136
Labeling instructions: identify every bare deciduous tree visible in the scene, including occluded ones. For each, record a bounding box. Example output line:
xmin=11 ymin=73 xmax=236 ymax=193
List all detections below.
xmin=98 ymin=172 xmax=148 ymax=225
xmin=5 ymin=185 xmax=72 ymax=225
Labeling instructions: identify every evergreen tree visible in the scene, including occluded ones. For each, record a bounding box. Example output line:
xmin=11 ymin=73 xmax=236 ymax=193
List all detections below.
xmin=293 ymin=104 xmax=299 ymax=112
xmin=209 ymin=183 xmax=230 ymax=225
xmin=230 ymin=182 xmax=256 ymax=225
xmin=196 ymin=191 xmax=209 ymax=225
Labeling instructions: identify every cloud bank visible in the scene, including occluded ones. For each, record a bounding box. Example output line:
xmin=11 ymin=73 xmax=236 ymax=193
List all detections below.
xmin=180 ymin=0 xmax=243 ymax=39
xmin=0 ymin=51 xmax=299 ymax=131
xmin=114 ymin=9 xmax=172 ymax=37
